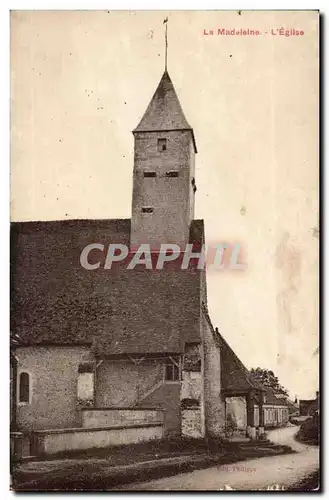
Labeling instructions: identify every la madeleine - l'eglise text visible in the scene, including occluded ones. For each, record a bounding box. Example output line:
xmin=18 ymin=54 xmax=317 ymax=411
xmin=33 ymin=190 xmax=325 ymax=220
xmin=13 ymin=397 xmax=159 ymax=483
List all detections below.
xmin=204 ymin=28 xmax=304 ymax=36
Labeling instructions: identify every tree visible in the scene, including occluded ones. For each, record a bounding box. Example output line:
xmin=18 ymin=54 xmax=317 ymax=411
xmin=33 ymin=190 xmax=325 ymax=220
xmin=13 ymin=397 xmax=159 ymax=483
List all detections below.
xmin=250 ymin=367 xmax=289 ymax=398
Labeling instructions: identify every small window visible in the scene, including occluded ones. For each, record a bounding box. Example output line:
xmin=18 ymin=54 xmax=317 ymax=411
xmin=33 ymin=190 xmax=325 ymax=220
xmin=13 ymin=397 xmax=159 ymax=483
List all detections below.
xmin=158 ymin=138 xmax=167 ymax=152
xmin=144 ymin=172 xmax=156 ymax=178
xmin=19 ymin=372 xmax=30 ymax=403
xmin=191 ymin=177 xmax=197 ymax=193
xmin=142 ymin=207 xmax=153 ymax=214
xmin=166 ymin=171 xmax=179 ymax=178
xmin=165 ymin=362 xmax=180 ymax=381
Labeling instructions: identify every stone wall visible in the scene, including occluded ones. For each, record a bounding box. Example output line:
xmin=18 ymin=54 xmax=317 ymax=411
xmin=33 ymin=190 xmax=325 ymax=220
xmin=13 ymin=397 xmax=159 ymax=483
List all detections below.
xmin=15 ymin=346 xmax=90 ymax=431
xmin=95 ymin=359 xmax=164 ymax=407
xmin=180 ymin=342 xmax=205 ymax=438
xmin=201 ymin=308 xmax=225 ymax=437
xmin=95 ymin=358 xmax=182 ymax=437
xmin=131 ymin=129 xmax=195 ymax=249
xmin=181 ymin=409 xmax=202 ymax=438
xmin=14 ymin=348 xmax=183 ymax=437
xmin=34 ymin=423 xmax=164 ymax=456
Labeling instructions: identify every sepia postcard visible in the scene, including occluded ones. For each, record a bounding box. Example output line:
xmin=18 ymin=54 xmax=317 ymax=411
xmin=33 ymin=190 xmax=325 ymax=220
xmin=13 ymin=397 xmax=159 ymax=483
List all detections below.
xmin=10 ymin=10 xmax=320 ymax=492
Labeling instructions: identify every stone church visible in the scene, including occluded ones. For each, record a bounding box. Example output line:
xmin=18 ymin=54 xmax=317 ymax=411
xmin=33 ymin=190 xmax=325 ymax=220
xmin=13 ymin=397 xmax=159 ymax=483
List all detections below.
xmin=11 ymin=70 xmax=287 ymax=457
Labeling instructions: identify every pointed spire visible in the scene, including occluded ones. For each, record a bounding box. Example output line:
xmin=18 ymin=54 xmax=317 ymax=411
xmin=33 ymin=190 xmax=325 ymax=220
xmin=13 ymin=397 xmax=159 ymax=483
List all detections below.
xmin=133 ymin=22 xmax=198 ymax=152
xmin=134 ymin=71 xmax=192 ymax=131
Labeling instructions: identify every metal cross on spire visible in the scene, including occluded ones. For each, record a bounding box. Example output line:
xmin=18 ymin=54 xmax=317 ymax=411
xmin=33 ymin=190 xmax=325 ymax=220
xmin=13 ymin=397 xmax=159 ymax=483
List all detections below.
xmin=163 ymin=17 xmax=168 ymax=71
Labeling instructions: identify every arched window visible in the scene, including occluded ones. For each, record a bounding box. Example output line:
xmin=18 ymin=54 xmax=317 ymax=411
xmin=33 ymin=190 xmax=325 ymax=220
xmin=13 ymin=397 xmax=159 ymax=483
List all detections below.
xmin=19 ymin=372 xmax=30 ymax=403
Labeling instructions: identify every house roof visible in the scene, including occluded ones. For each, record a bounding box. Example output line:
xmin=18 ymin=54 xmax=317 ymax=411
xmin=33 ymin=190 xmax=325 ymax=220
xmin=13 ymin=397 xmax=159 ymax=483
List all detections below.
xmin=200 ymin=305 xmax=261 ymax=394
xmin=11 ymin=218 xmax=203 ymax=355
xmin=201 ymin=305 xmax=290 ymax=406
xmin=264 ymin=389 xmax=288 ymax=406
xmin=216 ymin=329 xmax=263 ymax=393
xmin=199 ymin=306 xmax=289 ymax=407
xmin=134 ymin=71 xmax=197 ymax=152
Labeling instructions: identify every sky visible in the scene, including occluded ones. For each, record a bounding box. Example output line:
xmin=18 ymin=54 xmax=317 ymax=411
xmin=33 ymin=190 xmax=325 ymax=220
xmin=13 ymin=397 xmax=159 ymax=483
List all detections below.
xmin=11 ymin=10 xmax=319 ymax=399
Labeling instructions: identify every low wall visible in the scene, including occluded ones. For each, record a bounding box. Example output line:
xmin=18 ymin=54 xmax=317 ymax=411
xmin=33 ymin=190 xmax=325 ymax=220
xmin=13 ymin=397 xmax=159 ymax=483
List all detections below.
xmin=34 ymin=422 xmax=163 ymax=456
xmin=81 ymin=407 xmax=164 ymax=428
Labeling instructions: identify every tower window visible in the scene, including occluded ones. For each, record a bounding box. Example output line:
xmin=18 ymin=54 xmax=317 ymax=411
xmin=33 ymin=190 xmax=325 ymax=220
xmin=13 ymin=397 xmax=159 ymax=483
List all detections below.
xmin=142 ymin=207 xmax=154 ymax=214
xmin=18 ymin=372 xmax=30 ymax=403
xmin=191 ymin=177 xmax=197 ymax=193
xmin=144 ymin=171 xmax=156 ymax=178
xmin=166 ymin=171 xmax=179 ymax=178
xmin=164 ymin=362 xmax=180 ymax=381
xmin=158 ymin=138 xmax=167 ymax=152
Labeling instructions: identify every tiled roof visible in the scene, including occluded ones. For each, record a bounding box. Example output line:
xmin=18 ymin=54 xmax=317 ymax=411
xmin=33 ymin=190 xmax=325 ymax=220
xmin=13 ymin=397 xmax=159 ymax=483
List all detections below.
xmin=200 ymin=306 xmax=261 ymax=393
xmin=11 ymin=218 xmax=203 ymax=354
xmin=216 ymin=329 xmax=262 ymax=392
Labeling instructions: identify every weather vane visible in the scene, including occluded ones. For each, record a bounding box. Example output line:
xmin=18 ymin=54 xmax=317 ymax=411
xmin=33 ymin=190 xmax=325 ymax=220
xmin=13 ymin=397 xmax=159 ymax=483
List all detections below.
xmin=163 ymin=17 xmax=168 ymax=71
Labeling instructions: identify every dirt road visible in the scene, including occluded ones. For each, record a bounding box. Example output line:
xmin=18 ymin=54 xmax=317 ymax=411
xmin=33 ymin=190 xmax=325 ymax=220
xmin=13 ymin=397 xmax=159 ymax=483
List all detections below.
xmin=118 ymin=426 xmax=319 ymax=491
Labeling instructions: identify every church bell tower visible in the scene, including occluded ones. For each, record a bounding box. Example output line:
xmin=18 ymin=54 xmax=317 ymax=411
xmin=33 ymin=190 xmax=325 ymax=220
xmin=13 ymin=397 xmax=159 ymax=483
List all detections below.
xmin=130 ymin=70 xmax=198 ymax=250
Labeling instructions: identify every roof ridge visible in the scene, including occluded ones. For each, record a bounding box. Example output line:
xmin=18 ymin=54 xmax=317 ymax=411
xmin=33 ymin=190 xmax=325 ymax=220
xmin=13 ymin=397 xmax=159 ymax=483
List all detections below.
xmin=11 ymin=218 xmax=131 ymax=225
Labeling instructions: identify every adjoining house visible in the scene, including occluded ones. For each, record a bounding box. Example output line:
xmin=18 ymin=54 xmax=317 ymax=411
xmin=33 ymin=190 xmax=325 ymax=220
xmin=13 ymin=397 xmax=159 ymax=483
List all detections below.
xmin=214 ymin=326 xmax=265 ymax=439
xmin=10 ymin=69 xmax=286 ymax=460
xmin=213 ymin=327 xmax=289 ymax=437
xmin=299 ymin=392 xmax=319 ymax=417
xmin=262 ymin=390 xmax=290 ymax=428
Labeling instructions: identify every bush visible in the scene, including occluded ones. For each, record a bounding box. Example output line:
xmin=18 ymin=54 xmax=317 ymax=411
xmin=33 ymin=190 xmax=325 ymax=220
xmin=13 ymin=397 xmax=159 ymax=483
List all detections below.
xmin=297 ymin=415 xmax=319 ymax=445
